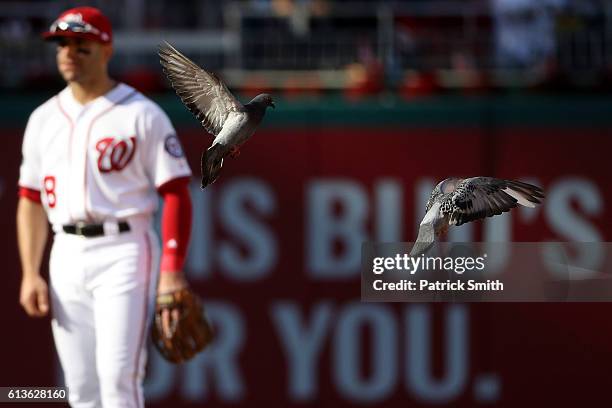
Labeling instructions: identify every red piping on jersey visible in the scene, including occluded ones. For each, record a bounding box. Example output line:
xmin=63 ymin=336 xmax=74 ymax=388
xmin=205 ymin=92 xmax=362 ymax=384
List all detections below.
xmin=56 ymin=96 xmax=74 ymax=218
xmin=83 ymin=89 xmax=137 ymax=221
xmin=133 ymin=231 xmax=152 ymax=407
xmin=18 ymin=186 xmax=42 ymax=203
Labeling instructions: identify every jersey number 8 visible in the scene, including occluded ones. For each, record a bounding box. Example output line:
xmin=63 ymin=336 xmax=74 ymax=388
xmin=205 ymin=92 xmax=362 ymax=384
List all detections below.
xmin=44 ymin=175 xmax=56 ymax=208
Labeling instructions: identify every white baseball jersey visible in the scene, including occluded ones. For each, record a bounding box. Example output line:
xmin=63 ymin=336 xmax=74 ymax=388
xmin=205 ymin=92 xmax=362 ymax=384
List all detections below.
xmin=19 ymin=82 xmax=191 ymax=228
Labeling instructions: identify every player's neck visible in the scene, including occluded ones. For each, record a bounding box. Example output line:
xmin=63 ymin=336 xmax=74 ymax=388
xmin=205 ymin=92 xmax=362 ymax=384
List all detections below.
xmin=69 ymin=76 xmax=117 ymax=105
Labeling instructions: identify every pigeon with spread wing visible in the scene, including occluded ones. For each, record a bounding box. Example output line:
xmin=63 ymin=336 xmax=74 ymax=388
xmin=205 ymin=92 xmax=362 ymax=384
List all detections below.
xmin=159 ymin=42 xmax=275 ymax=188
xmin=410 ymin=177 xmax=544 ymax=256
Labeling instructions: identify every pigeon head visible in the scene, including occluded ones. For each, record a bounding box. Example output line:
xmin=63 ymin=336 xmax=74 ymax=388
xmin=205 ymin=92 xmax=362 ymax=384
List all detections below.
xmin=426 ymin=177 xmax=461 ymax=212
xmin=437 ymin=177 xmax=462 ymax=194
xmin=249 ymin=93 xmax=275 ymax=110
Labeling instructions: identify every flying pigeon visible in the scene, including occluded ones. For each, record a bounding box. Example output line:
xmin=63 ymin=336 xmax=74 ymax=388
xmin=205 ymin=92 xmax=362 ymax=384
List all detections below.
xmin=158 ymin=42 xmax=275 ymax=188
xmin=410 ymin=177 xmax=545 ymax=256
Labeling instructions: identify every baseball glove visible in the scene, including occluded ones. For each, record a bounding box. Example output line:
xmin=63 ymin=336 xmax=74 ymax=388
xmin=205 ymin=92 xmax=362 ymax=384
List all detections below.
xmin=151 ymin=288 xmax=215 ymax=363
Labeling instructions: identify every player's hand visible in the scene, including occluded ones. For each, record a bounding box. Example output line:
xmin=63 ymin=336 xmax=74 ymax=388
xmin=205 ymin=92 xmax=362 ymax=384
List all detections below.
xmin=20 ymin=274 xmax=49 ymax=317
xmin=157 ymin=272 xmax=189 ymax=339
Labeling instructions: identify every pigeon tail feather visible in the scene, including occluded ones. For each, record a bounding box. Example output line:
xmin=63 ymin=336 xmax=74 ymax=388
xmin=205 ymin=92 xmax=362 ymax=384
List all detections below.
xmin=410 ymin=240 xmax=435 ymax=257
xmin=201 ymin=143 xmax=226 ymax=189
xmin=411 ymin=202 xmax=441 ymax=255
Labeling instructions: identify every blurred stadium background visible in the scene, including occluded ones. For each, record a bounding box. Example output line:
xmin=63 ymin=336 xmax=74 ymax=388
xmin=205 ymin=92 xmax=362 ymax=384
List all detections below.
xmin=1 ymin=0 xmax=612 ymax=406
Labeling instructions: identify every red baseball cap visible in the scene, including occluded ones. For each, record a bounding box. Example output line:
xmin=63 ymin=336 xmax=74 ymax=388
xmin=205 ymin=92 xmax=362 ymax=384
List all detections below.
xmin=42 ymin=7 xmax=112 ymax=44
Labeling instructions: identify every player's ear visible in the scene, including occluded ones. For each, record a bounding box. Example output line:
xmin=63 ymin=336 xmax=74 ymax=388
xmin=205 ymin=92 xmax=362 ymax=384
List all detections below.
xmin=102 ymin=43 xmax=113 ymax=62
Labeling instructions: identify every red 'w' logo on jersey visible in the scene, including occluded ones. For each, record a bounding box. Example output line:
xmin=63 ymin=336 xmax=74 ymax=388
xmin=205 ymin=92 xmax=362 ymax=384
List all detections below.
xmin=95 ymin=136 xmax=137 ymax=173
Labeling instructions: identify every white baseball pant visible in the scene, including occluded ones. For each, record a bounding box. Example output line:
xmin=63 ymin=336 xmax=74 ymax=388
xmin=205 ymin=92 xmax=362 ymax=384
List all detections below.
xmin=49 ymin=221 xmax=160 ymax=408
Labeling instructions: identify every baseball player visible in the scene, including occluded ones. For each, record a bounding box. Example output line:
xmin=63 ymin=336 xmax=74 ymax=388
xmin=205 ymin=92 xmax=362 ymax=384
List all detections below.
xmin=16 ymin=7 xmax=200 ymax=407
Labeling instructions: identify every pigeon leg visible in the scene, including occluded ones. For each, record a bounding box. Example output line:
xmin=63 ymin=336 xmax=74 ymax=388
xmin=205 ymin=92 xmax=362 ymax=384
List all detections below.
xmin=229 ymin=145 xmax=241 ymax=158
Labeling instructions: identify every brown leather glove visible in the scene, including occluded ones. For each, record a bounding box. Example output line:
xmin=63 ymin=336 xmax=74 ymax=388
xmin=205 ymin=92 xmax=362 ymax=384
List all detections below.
xmin=151 ymin=288 xmax=215 ymax=363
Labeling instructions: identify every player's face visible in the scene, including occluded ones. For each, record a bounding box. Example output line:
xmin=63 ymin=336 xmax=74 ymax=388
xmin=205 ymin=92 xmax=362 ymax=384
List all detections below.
xmin=56 ymin=37 xmax=112 ymax=84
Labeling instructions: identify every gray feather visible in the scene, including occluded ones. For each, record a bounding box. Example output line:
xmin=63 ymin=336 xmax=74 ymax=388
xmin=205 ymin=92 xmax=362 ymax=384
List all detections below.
xmin=158 ymin=41 xmax=243 ymax=137
xmin=412 ymin=177 xmax=545 ymax=251
xmin=200 ymin=143 xmax=227 ymax=188
xmin=159 ymin=42 xmax=274 ymax=188
xmin=446 ymin=177 xmax=544 ymax=226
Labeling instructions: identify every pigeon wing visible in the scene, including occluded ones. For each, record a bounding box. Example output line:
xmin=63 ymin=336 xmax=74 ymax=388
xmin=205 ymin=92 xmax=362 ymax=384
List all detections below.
xmin=447 ymin=177 xmax=544 ymax=226
xmin=159 ymin=42 xmax=243 ymax=136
